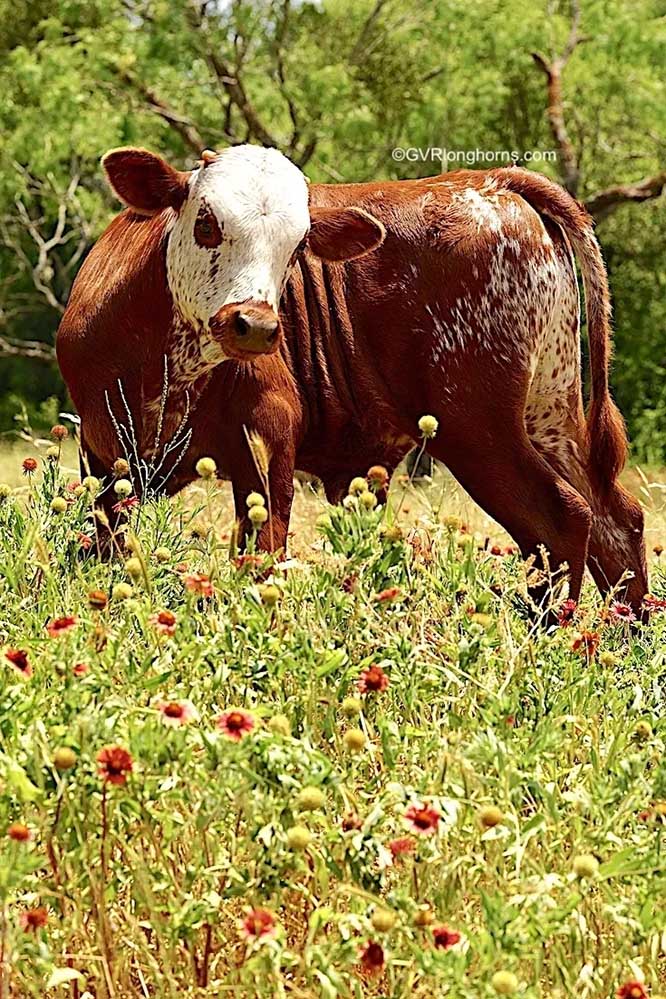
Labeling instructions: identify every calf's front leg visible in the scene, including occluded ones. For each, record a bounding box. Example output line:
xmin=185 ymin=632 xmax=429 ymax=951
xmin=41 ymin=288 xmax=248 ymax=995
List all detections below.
xmin=232 ymin=447 xmax=296 ymax=555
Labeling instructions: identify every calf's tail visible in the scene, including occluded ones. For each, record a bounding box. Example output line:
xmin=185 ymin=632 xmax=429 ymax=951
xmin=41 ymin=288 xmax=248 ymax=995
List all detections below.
xmin=494 ymin=167 xmax=627 ymax=497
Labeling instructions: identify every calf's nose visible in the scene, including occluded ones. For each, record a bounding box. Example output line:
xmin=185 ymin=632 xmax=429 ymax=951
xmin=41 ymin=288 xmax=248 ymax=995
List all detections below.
xmin=234 ymin=309 xmax=279 ymax=354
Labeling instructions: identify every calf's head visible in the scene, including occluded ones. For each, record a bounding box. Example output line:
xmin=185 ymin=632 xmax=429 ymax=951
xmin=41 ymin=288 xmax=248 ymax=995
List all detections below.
xmin=102 ymin=145 xmax=385 ymax=362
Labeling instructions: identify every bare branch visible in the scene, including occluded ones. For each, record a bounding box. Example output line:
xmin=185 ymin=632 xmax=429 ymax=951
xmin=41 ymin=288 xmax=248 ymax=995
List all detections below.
xmin=0 ymin=334 xmax=56 ymax=362
xmin=531 ymin=0 xmax=588 ymax=195
xmin=116 ymin=69 xmax=206 ymax=155
xmin=350 ymin=0 xmax=390 ymax=64
xmin=585 ymin=171 xmax=666 ymax=222
xmin=186 ymin=3 xmax=279 ymax=149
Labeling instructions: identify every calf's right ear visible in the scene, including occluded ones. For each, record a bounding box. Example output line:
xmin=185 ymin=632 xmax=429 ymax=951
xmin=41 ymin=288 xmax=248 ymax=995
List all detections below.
xmin=102 ymin=148 xmax=190 ymax=215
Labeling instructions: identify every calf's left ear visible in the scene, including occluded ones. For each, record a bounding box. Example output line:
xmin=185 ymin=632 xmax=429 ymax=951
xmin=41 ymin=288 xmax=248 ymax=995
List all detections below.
xmin=308 ymin=206 xmax=385 ymax=262
xmin=102 ymin=147 xmax=190 ymax=215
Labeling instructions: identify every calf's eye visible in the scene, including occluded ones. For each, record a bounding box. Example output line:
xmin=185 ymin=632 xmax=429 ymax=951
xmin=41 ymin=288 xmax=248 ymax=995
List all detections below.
xmin=194 ymin=211 xmax=223 ymax=248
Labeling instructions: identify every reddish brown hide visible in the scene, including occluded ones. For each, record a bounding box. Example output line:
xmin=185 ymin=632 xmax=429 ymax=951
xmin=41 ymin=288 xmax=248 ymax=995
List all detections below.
xmin=56 ymin=163 xmax=647 ymax=614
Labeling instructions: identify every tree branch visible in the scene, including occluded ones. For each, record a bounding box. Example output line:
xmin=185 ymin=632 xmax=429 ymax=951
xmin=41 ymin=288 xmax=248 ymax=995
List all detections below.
xmin=186 ymin=4 xmax=279 ymax=149
xmin=585 ymin=171 xmax=666 ymax=221
xmin=116 ymin=69 xmax=206 ymax=155
xmin=531 ymin=0 xmax=587 ymax=195
xmin=0 ymin=334 xmax=56 ymax=362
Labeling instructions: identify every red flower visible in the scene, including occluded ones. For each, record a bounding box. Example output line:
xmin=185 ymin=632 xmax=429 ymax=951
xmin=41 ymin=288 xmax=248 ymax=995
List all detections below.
xmin=388 ymin=836 xmax=415 ymax=860
xmin=643 ymin=594 xmax=666 ymax=613
xmin=156 ymin=699 xmax=197 ymax=727
xmin=342 ymin=812 xmax=363 ymax=831
xmin=51 ymin=424 xmax=69 ymax=441
xmin=241 ymin=908 xmax=276 ymax=939
xmin=490 ymin=545 xmax=503 ymax=556
xmin=19 ymin=907 xmax=48 ymax=932
xmin=610 ymin=601 xmax=636 ymax=623
xmin=76 ymin=532 xmax=93 ymax=550
xmin=233 ymin=554 xmax=265 ymax=572
xmin=97 ymin=745 xmax=133 ymax=785
xmin=358 ymin=664 xmax=389 ymax=693
xmin=557 ymin=599 xmax=578 ymax=627
xmin=374 ymin=587 xmax=402 ymax=604
xmin=22 ymin=457 xmax=38 ymax=476
xmin=571 ymin=630 xmax=600 ymax=659
xmin=359 ymin=941 xmax=385 ymax=977
xmin=184 ymin=573 xmax=214 ymax=598
xmin=617 ymin=982 xmax=648 ymax=999
xmin=7 ymin=822 xmax=31 ymax=842
xmin=4 ymin=648 xmax=32 ymax=678
xmin=46 ymin=616 xmax=78 ymax=638
xmin=432 ymin=924 xmax=461 ymax=949
xmin=150 ymin=610 xmax=177 ymax=636
xmin=72 ymin=662 xmax=89 ymax=677
xmin=112 ymin=495 xmax=140 ymax=513
xmin=217 ymin=709 xmax=256 ymax=741
xmin=405 ymin=802 xmax=441 ymax=835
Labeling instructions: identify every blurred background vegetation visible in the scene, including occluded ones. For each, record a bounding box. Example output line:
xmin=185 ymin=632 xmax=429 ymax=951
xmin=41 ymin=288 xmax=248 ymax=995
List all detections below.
xmin=1 ymin=0 xmax=665 ymax=459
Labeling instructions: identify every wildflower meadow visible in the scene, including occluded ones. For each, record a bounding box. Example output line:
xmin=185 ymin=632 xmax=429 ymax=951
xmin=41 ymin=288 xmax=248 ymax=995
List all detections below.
xmin=1 ymin=423 xmax=665 ymax=998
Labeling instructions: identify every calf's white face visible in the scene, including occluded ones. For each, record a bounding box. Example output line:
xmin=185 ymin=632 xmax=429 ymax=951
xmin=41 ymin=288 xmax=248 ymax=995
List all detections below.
xmin=102 ymin=143 xmax=385 ymax=362
xmin=168 ymin=146 xmax=310 ymax=319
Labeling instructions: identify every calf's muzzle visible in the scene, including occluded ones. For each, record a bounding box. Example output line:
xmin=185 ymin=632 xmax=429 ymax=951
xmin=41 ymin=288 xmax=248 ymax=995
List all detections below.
xmin=209 ymin=301 xmax=281 ymax=360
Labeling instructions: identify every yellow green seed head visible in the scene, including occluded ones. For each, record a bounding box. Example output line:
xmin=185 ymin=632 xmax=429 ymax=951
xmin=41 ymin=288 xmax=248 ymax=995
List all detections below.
xmin=572 ymin=854 xmax=599 ymax=878
xmin=195 ymin=456 xmax=217 ymax=479
xmin=53 ymin=747 xmax=77 ymax=771
xmin=296 ymin=786 xmax=326 ymax=811
xmin=348 ymin=476 xmax=367 ymax=496
xmin=268 ymin=714 xmax=291 ymax=737
xmin=360 ymin=490 xmax=378 ymax=510
xmin=114 ymin=478 xmax=133 ymax=498
xmin=50 ymin=497 xmax=68 ymax=514
xmin=418 ymin=414 xmax=439 ymax=438
xmin=82 ymin=476 xmax=101 ymax=495
xmin=343 ymin=728 xmax=367 ymax=753
xmin=371 ymin=907 xmax=397 ymax=932
xmin=341 ymin=696 xmax=362 ymax=718
xmin=112 ymin=582 xmax=134 ymax=601
xmin=287 ymin=825 xmax=312 ymax=850
xmin=478 ymin=805 xmax=504 ymax=829
xmin=246 ymin=492 xmax=265 ymax=508
xmin=124 ymin=557 xmax=143 ymax=580
xmin=249 ymin=505 xmax=268 ymax=526
xmin=154 ymin=546 xmax=171 ymax=563
xmin=492 ymin=971 xmax=518 ymax=995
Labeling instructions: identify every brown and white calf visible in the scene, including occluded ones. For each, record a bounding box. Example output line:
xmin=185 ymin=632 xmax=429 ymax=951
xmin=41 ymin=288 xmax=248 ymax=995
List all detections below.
xmin=56 ymin=145 xmax=648 ymax=612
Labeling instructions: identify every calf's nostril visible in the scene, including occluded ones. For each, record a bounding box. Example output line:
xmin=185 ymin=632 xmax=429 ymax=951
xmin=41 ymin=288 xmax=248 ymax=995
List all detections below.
xmin=235 ymin=313 xmax=249 ymax=337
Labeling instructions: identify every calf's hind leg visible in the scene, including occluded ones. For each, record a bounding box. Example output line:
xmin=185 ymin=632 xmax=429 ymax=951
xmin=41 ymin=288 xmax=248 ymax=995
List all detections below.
xmin=429 ymin=420 xmax=593 ymax=617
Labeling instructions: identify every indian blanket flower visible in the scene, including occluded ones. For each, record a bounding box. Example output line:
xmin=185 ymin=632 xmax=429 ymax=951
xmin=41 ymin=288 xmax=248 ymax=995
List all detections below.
xmin=241 ymin=908 xmax=277 ymax=940
xmin=374 ymin=586 xmax=402 ymax=604
xmin=4 ymin=648 xmax=32 ymax=678
xmin=359 ymin=941 xmax=385 ymax=977
xmin=184 ymin=573 xmax=214 ymax=598
xmin=432 ymin=925 xmax=461 ymax=949
xmin=51 ymin=424 xmax=68 ymax=440
xmin=19 ymin=907 xmax=48 ymax=932
xmin=150 ymin=610 xmax=177 ymax=636
xmin=97 ymin=745 xmax=133 ymax=785
xmin=46 ymin=616 xmax=78 ymax=638
xmin=617 ymin=982 xmax=649 ymax=999
xmin=643 ymin=594 xmax=666 ymax=613
xmin=388 ymin=836 xmax=415 ymax=860
xmin=7 ymin=822 xmax=31 ymax=842
xmin=358 ymin=664 xmax=390 ymax=693
xmin=112 ymin=495 xmax=140 ymax=513
xmin=156 ymin=699 xmax=197 ymax=727
xmin=72 ymin=662 xmax=89 ymax=677
xmin=571 ymin=630 xmax=600 ymax=659
xmin=557 ymin=599 xmax=578 ymax=627
xmin=22 ymin=457 xmax=38 ymax=476
xmin=216 ymin=709 xmax=256 ymax=741
xmin=405 ymin=802 xmax=441 ymax=835
xmin=609 ymin=601 xmax=636 ymax=623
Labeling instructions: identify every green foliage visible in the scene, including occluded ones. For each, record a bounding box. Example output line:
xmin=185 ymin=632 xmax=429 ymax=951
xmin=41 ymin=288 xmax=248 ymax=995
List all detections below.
xmin=0 ymin=452 xmax=665 ymax=995
xmin=0 ymin=0 xmax=665 ymax=457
